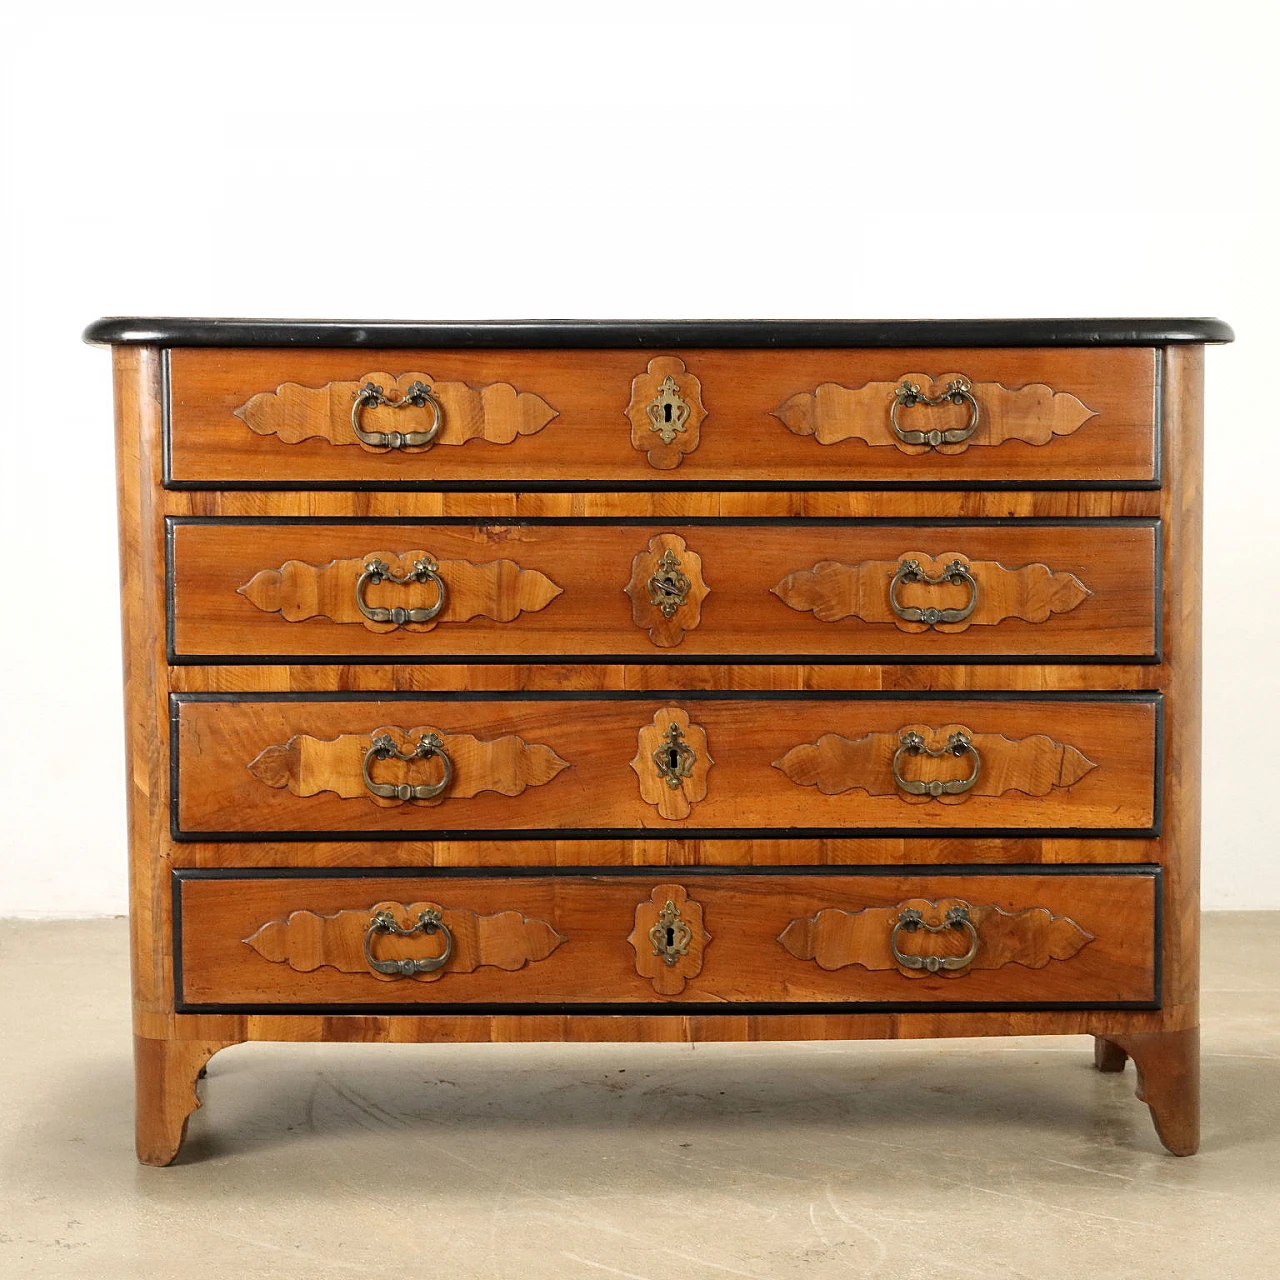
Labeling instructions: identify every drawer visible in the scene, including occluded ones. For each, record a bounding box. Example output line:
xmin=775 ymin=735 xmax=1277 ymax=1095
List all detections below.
xmin=169 ymin=518 xmax=1161 ymax=663
xmin=173 ymin=868 xmax=1160 ymax=1009
xmin=172 ymin=694 xmax=1160 ymax=838
xmin=165 ymin=347 xmax=1159 ymax=488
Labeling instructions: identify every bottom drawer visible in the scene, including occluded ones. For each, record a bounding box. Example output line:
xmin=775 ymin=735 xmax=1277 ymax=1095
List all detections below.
xmin=175 ymin=869 xmax=1159 ymax=1010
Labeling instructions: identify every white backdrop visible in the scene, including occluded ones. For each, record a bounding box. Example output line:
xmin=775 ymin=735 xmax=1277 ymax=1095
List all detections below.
xmin=1 ymin=0 xmax=1276 ymax=914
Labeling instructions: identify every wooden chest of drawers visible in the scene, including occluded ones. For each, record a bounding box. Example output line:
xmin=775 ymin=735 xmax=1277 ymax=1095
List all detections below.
xmin=87 ymin=316 xmax=1231 ymax=1163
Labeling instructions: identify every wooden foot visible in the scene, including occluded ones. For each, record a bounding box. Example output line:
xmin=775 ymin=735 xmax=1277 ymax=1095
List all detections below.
xmin=1093 ymin=1036 xmax=1129 ymax=1073
xmin=1105 ymin=1027 xmax=1200 ymax=1156
xmin=134 ymin=1035 xmax=239 ymax=1166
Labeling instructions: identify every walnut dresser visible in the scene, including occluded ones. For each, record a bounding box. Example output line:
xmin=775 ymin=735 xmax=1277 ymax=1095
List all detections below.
xmin=85 ymin=316 xmax=1232 ymax=1164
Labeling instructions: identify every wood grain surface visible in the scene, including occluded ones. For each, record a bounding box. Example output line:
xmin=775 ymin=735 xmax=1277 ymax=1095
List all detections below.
xmin=108 ymin=336 xmax=1207 ymax=1163
xmin=623 ymin=532 xmax=711 ymax=647
xmin=625 ymin=356 xmax=707 ymax=469
xmin=234 ymin=369 xmax=559 ymax=449
xmin=246 ymin=723 xmax=569 ymax=805
xmin=174 ymin=695 xmax=1158 ymax=835
xmin=772 ymin=552 xmax=1090 ymax=631
xmin=627 ymin=883 xmax=711 ymax=995
xmin=774 ymin=723 xmax=1096 ymax=802
xmin=629 ymin=707 xmax=715 ymax=820
xmin=237 ymin=549 xmax=562 ymax=633
xmin=167 ymin=347 xmax=1159 ymax=486
xmin=243 ymin=900 xmax=565 ymax=981
xmin=778 ymin=899 xmax=1095 ymax=977
xmin=774 ymin=371 xmax=1096 ymax=451
xmin=170 ymin=520 xmax=1159 ymax=660
xmin=176 ymin=871 xmax=1157 ymax=1007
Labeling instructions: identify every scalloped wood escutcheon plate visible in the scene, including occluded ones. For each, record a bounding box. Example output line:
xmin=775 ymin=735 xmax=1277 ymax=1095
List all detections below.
xmin=773 ymin=723 xmax=1096 ymax=806
xmin=238 ymin=550 xmax=563 ymax=633
xmin=772 ymin=551 xmax=1090 ymax=633
xmin=247 ymin=725 xmax=570 ymax=808
xmin=243 ymin=900 xmax=565 ymax=984
xmin=623 ymin=533 xmax=710 ymax=647
xmin=778 ymin=898 xmax=1095 ymax=980
xmin=625 ymin=356 xmax=707 ymax=469
xmin=233 ymin=371 xmax=559 ymax=451
xmin=772 ymin=371 xmax=1096 ymax=454
xmin=629 ymin=707 xmax=714 ymax=820
xmin=626 ymin=884 xmax=711 ymax=996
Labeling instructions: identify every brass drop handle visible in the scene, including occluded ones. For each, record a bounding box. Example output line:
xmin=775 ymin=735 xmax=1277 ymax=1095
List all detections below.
xmin=892 ymin=730 xmax=981 ymax=796
xmin=889 ymin=558 xmax=979 ymax=626
xmin=890 ymin=377 xmax=979 ymax=447
xmin=355 ymin=557 xmax=447 ymax=626
xmin=351 ymin=380 xmax=442 ymax=448
xmin=363 ymin=907 xmax=453 ymax=976
xmin=890 ymin=905 xmax=980 ymax=973
xmin=362 ymin=732 xmax=453 ymax=800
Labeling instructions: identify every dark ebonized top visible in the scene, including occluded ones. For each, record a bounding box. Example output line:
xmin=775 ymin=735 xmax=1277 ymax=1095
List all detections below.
xmin=83 ymin=317 xmax=1234 ymax=349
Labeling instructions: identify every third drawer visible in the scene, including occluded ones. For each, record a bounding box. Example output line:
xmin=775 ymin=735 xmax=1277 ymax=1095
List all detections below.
xmin=172 ymin=693 xmax=1161 ymax=838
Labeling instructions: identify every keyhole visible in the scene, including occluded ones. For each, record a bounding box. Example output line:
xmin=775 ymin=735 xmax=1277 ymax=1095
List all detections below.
xmin=668 ymin=748 xmax=680 ymax=770
xmin=665 ymin=926 xmax=675 ymax=949
xmin=663 ymin=403 xmax=673 ymax=423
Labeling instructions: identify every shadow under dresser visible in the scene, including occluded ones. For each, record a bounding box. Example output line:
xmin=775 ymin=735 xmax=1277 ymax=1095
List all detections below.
xmin=84 ymin=315 xmax=1232 ymax=1163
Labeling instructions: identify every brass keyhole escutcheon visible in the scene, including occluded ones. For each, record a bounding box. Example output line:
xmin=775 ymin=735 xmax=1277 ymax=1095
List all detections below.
xmin=630 ymin=707 xmax=712 ymax=820
xmin=626 ymin=535 xmax=707 ymax=644
xmin=653 ymin=721 xmax=696 ymax=790
xmin=648 ymin=549 xmax=692 ymax=618
xmin=649 ymin=899 xmax=692 ymax=967
xmin=627 ymin=357 xmax=706 ymax=469
xmin=628 ymin=884 xmax=709 ymax=993
xmin=646 ymin=375 xmax=691 ymax=445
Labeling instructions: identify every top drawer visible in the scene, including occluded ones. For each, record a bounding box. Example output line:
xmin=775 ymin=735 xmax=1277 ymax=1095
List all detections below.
xmin=165 ymin=347 xmax=1160 ymax=490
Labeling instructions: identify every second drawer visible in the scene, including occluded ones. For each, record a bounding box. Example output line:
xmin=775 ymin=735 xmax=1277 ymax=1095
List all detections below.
xmin=168 ymin=519 xmax=1161 ymax=663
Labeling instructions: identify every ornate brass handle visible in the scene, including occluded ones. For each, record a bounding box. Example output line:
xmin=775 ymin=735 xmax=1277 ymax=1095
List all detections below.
xmin=351 ymin=380 xmax=442 ymax=449
xmin=890 ymin=905 xmax=979 ymax=973
xmin=890 ymin=377 xmax=979 ymax=447
xmin=362 ymin=732 xmax=453 ymax=800
xmin=892 ymin=730 xmax=981 ymax=796
xmin=355 ymin=557 xmax=447 ymax=625
xmin=363 ymin=907 xmax=453 ymax=976
xmin=889 ymin=558 xmax=979 ymax=626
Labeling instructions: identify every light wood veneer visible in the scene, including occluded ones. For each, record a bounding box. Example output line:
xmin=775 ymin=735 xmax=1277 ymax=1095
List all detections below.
xmin=91 ymin=318 xmax=1226 ymax=1165
xmin=168 ymin=519 xmax=1160 ymax=661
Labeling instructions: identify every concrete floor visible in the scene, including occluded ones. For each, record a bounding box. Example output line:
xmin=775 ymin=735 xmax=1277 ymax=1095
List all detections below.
xmin=0 ymin=915 xmax=1276 ymax=1279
